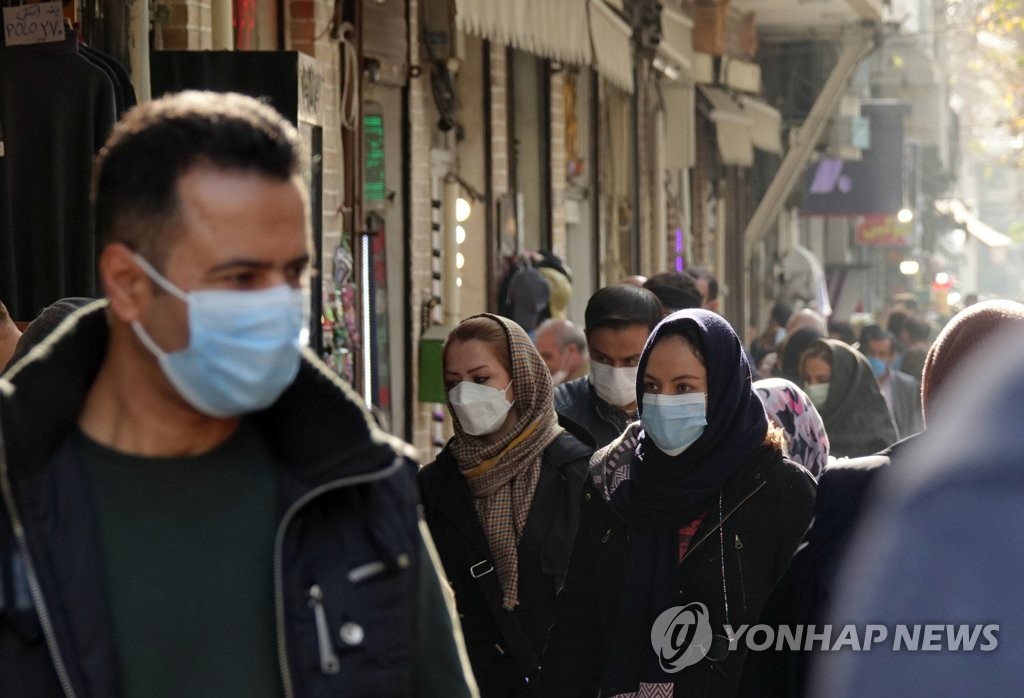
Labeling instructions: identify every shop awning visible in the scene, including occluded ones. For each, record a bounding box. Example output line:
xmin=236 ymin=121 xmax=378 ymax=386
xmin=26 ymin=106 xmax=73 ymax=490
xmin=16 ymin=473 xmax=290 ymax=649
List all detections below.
xmin=663 ymin=83 xmax=696 ymax=169
xmin=935 ymin=199 xmax=1013 ymax=248
xmin=657 ymin=7 xmax=694 ymax=74
xmin=699 ymin=86 xmax=754 ymax=167
xmin=738 ymin=95 xmax=783 ymax=154
xmin=588 ymin=0 xmax=634 ymax=92
xmin=454 ymin=0 xmax=592 ymax=68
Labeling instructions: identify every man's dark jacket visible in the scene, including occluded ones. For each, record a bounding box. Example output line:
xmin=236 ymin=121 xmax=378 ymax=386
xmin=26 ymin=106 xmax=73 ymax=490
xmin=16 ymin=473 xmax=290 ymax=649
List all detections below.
xmin=553 ymin=378 xmax=629 ymax=450
xmin=0 ymin=302 xmax=475 ymax=697
xmin=886 ymin=370 xmax=923 ymax=439
xmin=418 ymin=433 xmax=591 ymax=697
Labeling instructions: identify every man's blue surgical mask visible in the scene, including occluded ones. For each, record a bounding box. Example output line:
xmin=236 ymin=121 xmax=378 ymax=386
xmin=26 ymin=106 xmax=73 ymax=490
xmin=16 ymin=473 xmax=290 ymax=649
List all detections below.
xmin=641 ymin=392 xmax=707 ymax=457
xmin=867 ymin=355 xmax=889 ymax=379
xmin=131 ymin=254 xmax=305 ymax=417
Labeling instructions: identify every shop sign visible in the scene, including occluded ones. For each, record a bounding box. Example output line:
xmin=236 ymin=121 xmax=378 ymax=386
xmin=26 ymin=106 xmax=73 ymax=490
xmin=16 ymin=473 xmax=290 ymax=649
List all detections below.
xmin=856 ymin=215 xmax=912 ymax=246
xmin=3 ymin=1 xmax=64 ymax=47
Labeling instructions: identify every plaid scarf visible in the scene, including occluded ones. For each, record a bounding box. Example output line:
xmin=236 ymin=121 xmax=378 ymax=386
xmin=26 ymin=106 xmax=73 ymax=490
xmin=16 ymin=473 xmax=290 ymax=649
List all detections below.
xmin=448 ymin=314 xmax=563 ymax=610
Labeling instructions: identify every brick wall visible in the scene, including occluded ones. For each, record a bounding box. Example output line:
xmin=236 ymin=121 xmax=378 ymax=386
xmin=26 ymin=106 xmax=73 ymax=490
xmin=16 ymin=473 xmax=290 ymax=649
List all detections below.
xmin=287 ymin=0 xmax=344 ymax=264
xmin=160 ymin=0 xmax=212 ymax=49
xmin=408 ymin=0 xmax=438 ymax=459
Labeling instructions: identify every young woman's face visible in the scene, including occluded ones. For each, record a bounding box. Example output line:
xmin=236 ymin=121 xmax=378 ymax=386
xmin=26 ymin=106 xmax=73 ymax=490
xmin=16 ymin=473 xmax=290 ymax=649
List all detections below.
xmin=443 ymin=339 xmax=514 ymax=400
xmin=643 ymin=335 xmax=708 ymax=396
xmin=802 ymin=356 xmax=832 ymax=385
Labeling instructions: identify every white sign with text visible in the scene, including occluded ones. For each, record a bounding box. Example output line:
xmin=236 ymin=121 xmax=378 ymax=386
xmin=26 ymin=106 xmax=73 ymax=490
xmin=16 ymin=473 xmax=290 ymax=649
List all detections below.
xmin=3 ymin=1 xmax=65 ymax=47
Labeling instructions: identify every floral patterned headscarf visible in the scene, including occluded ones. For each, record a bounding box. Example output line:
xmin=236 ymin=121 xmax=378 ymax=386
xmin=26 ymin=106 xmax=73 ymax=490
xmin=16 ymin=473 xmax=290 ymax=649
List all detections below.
xmin=754 ymin=377 xmax=830 ymax=477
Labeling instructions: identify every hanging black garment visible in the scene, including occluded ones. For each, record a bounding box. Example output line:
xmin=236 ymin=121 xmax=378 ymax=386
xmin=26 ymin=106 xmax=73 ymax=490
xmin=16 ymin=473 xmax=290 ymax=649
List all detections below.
xmin=80 ymin=44 xmax=137 ymax=115
xmin=0 ymin=33 xmax=116 ymax=321
xmin=78 ymin=45 xmax=124 ymax=115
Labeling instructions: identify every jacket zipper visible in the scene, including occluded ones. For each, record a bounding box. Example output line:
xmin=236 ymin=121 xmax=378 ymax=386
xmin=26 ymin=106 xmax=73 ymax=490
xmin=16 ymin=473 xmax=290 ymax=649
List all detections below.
xmin=679 ymin=481 xmax=766 ymax=565
xmin=734 ymin=534 xmax=747 ymax=610
xmin=307 ymin=584 xmax=341 ymax=675
xmin=0 ymin=425 xmax=78 ymax=698
xmin=274 ymin=457 xmax=406 ymax=698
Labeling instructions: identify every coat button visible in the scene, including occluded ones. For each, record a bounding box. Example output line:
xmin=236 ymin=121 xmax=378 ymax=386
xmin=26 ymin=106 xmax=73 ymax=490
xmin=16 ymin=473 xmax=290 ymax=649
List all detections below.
xmin=396 ymin=553 xmax=411 ymax=569
xmin=585 ymin=492 xmax=591 ymax=502
xmin=339 ymin=622 xmax=365 ymax=647
xmin=601 ymin=529 xmax=612 ymax=543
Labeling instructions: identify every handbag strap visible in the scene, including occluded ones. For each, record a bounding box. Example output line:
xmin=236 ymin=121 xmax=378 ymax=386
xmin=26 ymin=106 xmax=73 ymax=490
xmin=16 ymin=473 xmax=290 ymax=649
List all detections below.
xmin=468 ymin=559 xmax=540 ymax=682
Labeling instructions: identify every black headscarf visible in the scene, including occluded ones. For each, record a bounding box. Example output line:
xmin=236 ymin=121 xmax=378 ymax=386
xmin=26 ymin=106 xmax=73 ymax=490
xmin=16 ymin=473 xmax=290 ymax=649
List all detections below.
xmin=602 ymin=309 xmax=771 ymax=695
xmin=803 ymin=338 xmax=897 ymax=458
xmin=778 ymin=326 xmax=824 ymax=383
xmin=607 ymin=309 xmax=770 ymax=529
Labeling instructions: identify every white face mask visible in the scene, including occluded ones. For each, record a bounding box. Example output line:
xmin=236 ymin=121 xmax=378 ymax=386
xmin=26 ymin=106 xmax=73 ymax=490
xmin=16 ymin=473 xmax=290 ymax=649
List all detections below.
xmin=551 ymin=368 xmax=570 ymax=385
xmin=449 ymin=380 xmax=514 ymax=436
xmin=805 ymin=382 xmax=830 ymax=410
xmin=589 ymin=361 xmax=639 ymax=408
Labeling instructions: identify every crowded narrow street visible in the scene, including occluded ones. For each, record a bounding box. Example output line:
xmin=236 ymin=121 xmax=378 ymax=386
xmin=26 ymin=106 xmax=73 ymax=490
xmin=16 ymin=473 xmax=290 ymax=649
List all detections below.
xmin=2 ymin=0 xmax=1023 ymax=696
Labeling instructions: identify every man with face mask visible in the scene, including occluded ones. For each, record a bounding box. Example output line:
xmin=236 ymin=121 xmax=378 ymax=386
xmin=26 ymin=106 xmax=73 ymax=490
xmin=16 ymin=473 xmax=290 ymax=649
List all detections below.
xmin=0 ymin=92 xmax=476 ymax=697
xmin=533 ymin=318 xmax=588 ymax=385
xmin=858 ymin=323 xmax=923 ymax=439
xmin=554 ymin=285 xmax=663 ymax=449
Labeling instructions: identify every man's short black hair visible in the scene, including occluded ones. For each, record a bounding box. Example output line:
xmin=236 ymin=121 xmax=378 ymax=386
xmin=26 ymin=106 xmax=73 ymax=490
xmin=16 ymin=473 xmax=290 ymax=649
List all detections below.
xmin=584 ymin=285 xmax=663 ymax=333
xmin=686 ymin=266 xmax=719 ymax=301
xmin=859 ymin=323 xmax=894 ymax=352
xmin=93 ymin=91 xmax=301 ymax=270
xmin=771 ymin=302 xmax=794 ymax=327
xmin=643 ymin=272 xmax=702 ymax=313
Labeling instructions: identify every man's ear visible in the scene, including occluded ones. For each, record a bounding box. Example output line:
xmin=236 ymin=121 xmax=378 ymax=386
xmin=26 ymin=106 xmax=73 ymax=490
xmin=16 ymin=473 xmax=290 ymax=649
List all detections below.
xmin=100 ymin=243 xmax=152 ymax=323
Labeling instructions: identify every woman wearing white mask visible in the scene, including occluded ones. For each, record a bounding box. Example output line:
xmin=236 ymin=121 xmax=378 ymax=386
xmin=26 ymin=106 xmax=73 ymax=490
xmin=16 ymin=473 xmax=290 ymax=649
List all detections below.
xmin=536 ymin=309 xmax=815 ymax=698
xmin=418 ymin=314 xmax=593 ymax=697
xmin=799 ymin=338 xmax=897 ymax=459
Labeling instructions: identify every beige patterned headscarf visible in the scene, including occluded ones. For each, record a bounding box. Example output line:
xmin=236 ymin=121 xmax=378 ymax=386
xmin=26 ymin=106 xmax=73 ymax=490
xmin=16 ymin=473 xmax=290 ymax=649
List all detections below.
xmin=448 ymin=314 xmax=563 ymax=609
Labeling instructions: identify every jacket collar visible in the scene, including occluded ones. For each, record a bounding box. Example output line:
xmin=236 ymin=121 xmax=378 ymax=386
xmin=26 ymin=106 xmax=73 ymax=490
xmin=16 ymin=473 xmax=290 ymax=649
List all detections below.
xmin=0 ymin=301 xmax=415 ymax=488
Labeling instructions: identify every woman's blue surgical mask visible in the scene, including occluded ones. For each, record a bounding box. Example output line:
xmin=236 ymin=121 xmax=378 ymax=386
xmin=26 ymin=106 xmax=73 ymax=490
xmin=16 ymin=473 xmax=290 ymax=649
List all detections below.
xmin=641 ymin=392 xmax=707 ymax=457
xmin=131 ymin=254 xmax=305 ymax=417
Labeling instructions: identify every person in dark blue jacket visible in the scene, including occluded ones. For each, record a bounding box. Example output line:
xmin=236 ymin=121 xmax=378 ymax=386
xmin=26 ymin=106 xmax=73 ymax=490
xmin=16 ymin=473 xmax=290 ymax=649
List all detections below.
xmin=0 ymin=91 xmax=476 ymax=698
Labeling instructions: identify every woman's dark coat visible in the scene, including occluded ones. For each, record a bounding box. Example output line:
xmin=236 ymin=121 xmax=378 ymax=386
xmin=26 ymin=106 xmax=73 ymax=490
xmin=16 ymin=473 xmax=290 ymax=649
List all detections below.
xmin=536 ymin=448 xmax=815 ymax=698
xmin=418 ymin=432 xmax=592 ymax=697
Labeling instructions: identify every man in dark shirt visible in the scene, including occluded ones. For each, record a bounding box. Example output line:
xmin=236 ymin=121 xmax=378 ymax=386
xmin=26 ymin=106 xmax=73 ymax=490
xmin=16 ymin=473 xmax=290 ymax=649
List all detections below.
xmin=554 ymin=285 xmax=662 ymax=449
xmin=0 ymin=91 xmax=475 ymax=697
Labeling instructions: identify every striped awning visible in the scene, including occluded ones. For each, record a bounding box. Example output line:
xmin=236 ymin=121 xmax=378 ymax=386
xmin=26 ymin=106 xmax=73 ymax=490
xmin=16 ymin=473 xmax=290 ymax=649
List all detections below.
xmin=454 ymin=0 xmax=634 ymax=93
xmin=700 ymin=86 xmax=754 ymax=167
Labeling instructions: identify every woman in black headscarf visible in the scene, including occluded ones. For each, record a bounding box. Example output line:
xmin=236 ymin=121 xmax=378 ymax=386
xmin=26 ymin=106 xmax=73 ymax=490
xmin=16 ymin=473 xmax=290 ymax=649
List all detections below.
xmin=798 ymin=338 xmax=898 ymax=458
xmin=536 ymin=309 xmax=816 ymax=698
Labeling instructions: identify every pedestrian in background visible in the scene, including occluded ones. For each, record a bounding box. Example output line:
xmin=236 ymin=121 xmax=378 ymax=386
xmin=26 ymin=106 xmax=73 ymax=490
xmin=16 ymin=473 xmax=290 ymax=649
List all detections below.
xmin=555 ymin=285 xmax=662 ymax=449
xmin=799 ymin=338 xmax=898 ymax=458
xmin=419 ymin=314 xmax=592 ymax=697
xmin=537 ymin=309 xmax=815 ymax=698
xmin=754 ymin=377 xmax=830 ymax=478
xmin=642 ymin=271 xmax=703 ymax=316
xmin=858 ymin=324 xmax=923 ymax=439
xmin=533 ymin=318 xmax=588 ymax=385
